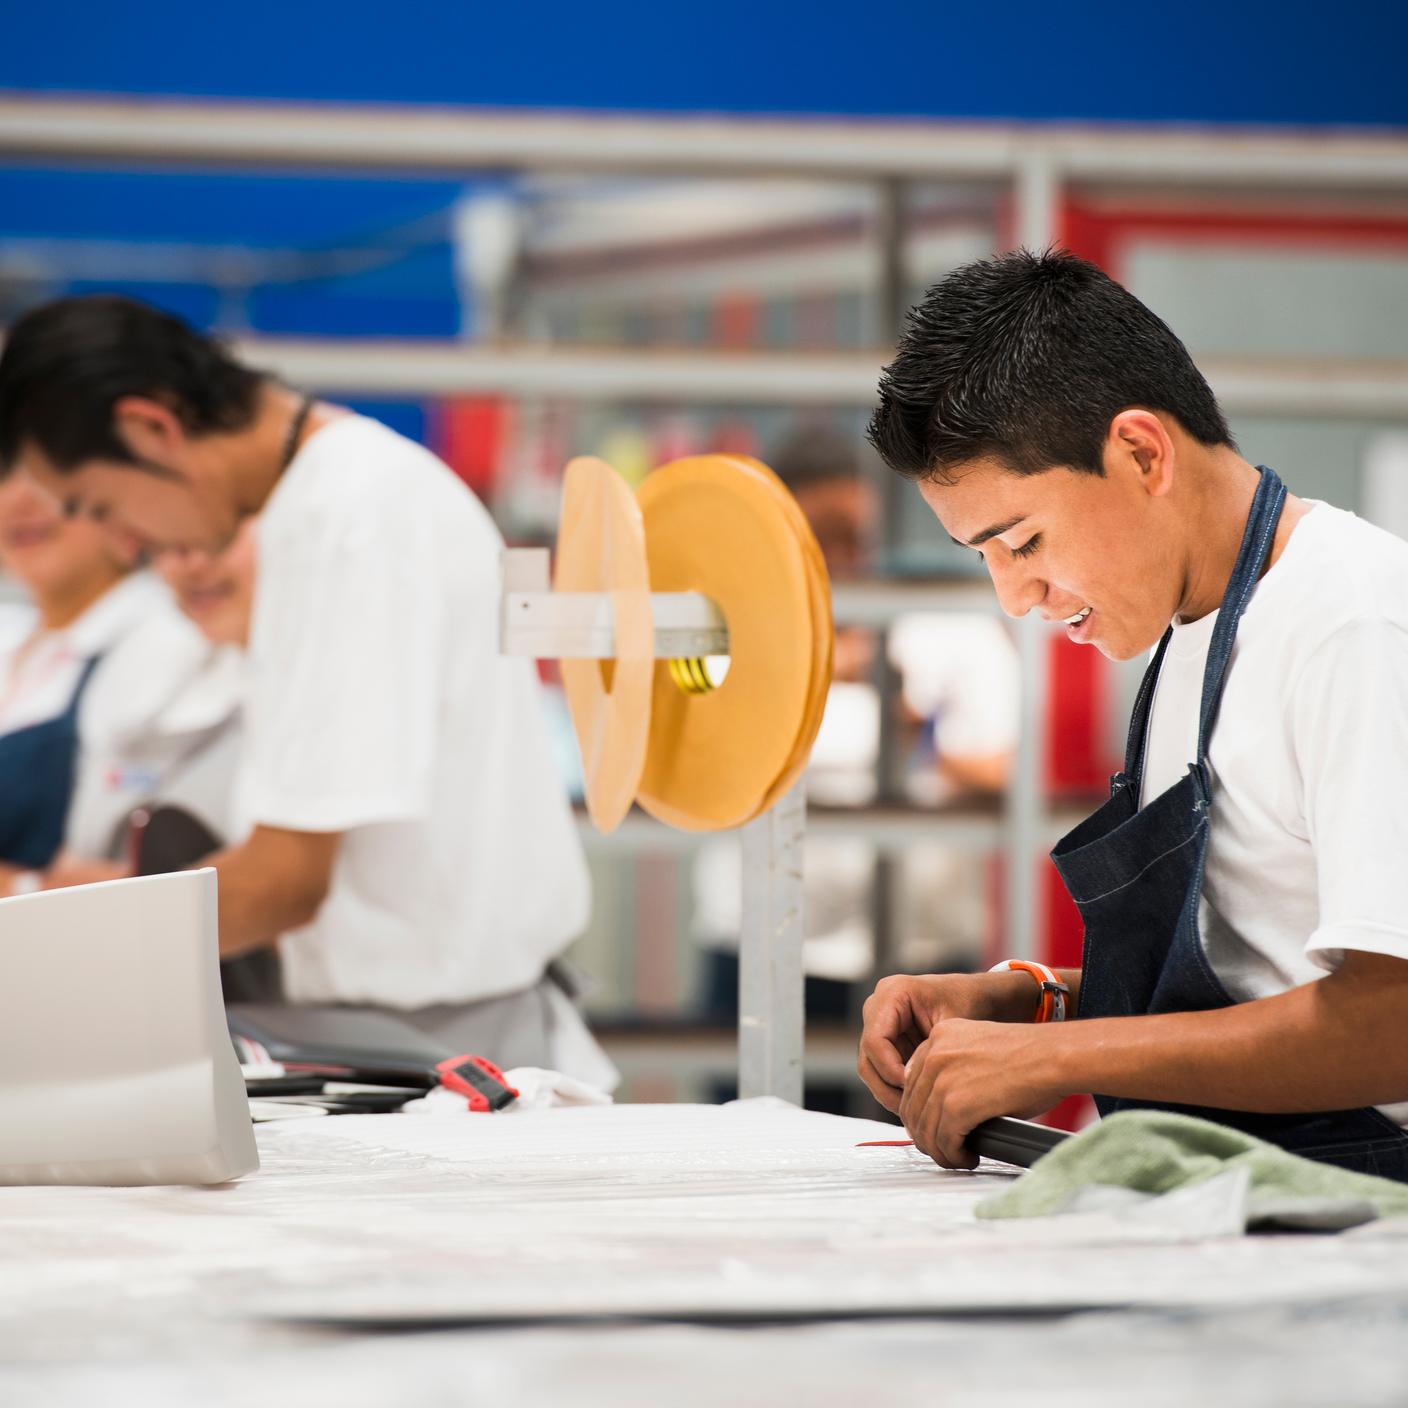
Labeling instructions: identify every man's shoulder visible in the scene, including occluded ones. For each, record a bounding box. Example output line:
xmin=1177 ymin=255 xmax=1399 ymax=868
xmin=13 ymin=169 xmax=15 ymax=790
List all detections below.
xmin=282 ymin=415 xmax=455 ymax=498
xmin=263 ymin=415 xmax=497 ymax=551
xmin=1265 ymin=505 xmax=1408 ymax=632
xmin=1237 ymin=506 xmax=1408 ymax=703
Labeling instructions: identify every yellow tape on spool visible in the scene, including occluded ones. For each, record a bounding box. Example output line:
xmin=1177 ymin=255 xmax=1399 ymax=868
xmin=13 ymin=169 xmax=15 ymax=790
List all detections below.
xmin=554 ymin=456 xmax=654 ymax=833
xmin=634 ymin=454 xmax=832 ymax=832
xmin=745 ymin=458 xmax=834 ymax=815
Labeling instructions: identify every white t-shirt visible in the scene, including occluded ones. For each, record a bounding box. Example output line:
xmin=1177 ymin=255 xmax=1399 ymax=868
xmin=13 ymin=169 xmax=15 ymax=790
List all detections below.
xmin=1141 ymin=502 xmax=1408 ymax=1123
xmin=888 ymin=613 xmax=1021 ymax=806
xmin=68 ymin=615 xmax=244 ymax=860
xmin=238 ymin=414 xmax=590 ymax=1009
xmin=0 ymin=573 xmax=235 ymax=861
xmin=0 ymin=572 xmax=168 ymax=734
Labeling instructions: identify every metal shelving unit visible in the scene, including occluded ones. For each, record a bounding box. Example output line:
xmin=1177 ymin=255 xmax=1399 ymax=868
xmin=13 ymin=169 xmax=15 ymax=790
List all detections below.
xmin=2 ymin=93 xmax=1405 ymax=974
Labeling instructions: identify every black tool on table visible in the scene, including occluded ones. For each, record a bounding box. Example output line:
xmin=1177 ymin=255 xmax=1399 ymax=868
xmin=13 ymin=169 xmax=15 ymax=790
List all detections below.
xmin=227 ymin=1003 xmax=520 ymax=1112
xmin=966 ymin=1116 xmax=1069 ymax=1168
xmin=859 ymin=1115 xmax=1070 ymax=1168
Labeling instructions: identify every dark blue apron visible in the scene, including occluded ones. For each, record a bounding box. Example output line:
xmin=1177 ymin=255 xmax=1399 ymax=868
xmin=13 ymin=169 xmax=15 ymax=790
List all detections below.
xmin=1051 ymin=466 xmax=1408 ymax=1181
xmin=0 ymin=655 xmax=101 ymax=869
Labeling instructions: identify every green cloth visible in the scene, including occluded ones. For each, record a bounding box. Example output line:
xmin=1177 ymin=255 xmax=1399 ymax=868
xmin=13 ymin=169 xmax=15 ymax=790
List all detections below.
xmin=976 ymin=1110 xmax=1408 ymax=1226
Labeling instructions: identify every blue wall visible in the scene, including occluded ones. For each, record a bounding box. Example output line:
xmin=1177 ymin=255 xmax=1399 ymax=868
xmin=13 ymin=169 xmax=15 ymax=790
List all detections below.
xmin=3 ymin=0 xmax=1406 ymax=127
xmin=3 ymin=0 xmax=1405 ymax=356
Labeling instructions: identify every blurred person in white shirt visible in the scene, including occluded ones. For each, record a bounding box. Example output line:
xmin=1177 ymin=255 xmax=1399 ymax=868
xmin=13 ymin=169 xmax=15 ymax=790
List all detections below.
xmin=0 ymin=295 xmax=610 ymax=1087
xmin=0 ymin=470 xmax=232 ymax=896
xmin=694 ymin=426 xmax=1019 ymax=1035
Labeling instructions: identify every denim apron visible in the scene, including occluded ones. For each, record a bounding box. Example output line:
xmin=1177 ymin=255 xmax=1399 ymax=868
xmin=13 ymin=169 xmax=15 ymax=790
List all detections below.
xmin=1051 ymin=466 xmax=1408 ymax=1181
xmin=0 ymin=655 xmax=101 ymax=869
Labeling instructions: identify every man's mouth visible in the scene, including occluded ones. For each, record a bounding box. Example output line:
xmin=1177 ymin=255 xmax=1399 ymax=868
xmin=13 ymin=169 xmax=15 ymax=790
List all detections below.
xmin=2 ymin=522 xmax=57 ymax=550
xmin=182 ymin=585 xmax=232 ymax=614
xmin=1063 ymin=606 xmax=1092 ymax=626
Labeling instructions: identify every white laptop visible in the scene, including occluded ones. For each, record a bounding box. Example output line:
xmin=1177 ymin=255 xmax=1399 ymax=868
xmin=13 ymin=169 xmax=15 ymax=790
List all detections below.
xmin=0 ymin=869 xmax=258 ymax=1185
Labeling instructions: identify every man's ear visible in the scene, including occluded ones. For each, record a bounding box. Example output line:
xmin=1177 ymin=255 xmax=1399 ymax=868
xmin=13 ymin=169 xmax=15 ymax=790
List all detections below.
xmin=1105 ymin=409 xmax=1176 ymax=499
xmin=111 ymin=395 xmax=188 ymax=464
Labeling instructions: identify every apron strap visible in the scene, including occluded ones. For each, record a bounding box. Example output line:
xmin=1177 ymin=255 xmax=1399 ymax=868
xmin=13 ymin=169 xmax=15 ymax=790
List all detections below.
xmin=1119 ymin=627 xmax=1172 ymax=791
xmin=1196 ymin=466 xmax=1287 ymax=765
xmin=61 ymin=655 xmax=102 ymax=722
xmin=1116 ymin=466 xmax=1287 ymax=796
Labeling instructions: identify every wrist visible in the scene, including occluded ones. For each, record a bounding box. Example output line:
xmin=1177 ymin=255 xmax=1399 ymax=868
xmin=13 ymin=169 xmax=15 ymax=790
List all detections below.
xmin=1039 ymin=1017 xmax=1103 ymax=1106
xmin=982 ymin=969 xmax=1048 ymax=1023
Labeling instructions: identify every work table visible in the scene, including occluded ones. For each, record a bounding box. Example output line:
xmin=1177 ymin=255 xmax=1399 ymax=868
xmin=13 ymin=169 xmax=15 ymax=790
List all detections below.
xmin=3 ymin=1102 xmax=1407 ymax=1405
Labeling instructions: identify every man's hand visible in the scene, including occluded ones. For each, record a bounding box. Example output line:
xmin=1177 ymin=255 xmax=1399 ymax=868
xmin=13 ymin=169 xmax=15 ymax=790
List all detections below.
xmin=897 ymin=1020 xmax=1063 ymax=1169
xmin=0 ymin=856 xmax=129 ymax=897
xmin=857 ymin=970 xmax=1041 ymax=1114
xmin=44 ymin=856 xmax=130 ymax=890
xmin=886 ymin=951 xmax=1408 ymax=1170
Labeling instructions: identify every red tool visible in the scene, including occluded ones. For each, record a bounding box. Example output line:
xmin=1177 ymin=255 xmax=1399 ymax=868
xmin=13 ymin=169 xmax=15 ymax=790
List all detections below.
xmin=435 ymin=1055 xmax=519 ymax=1112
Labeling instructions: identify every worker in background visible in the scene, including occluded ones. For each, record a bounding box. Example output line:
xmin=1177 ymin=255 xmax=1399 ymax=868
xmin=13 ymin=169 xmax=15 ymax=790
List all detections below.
xmin=693 ymin=426 xmax=1019 ymax=1058
xmin=0 ymin=469 xmax=228 ymax=893
xmin=860 ymin=249 xmax=1408 ymax=1179
xmin=26 ymin=520 xmax=262 ymax=994
xmin=0 ymin=295 xmax=613 ymax=1089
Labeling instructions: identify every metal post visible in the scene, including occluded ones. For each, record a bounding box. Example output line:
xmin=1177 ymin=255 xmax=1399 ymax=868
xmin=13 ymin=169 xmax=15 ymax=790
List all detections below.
xmin=1002 ymin=153 xmax=1060 ymax=960
xmin=1014 ymin=152 xmax=1060 ymax=254
xmin=738 ymin=784 xmax=806 ymax=1104
xmin=872 ymin=177 xmax=910 ymax=557
xmin=868 ymin=178 xmax=909 ymax=998
xmin=1004 ymin=614 xmax=1048 ymax=959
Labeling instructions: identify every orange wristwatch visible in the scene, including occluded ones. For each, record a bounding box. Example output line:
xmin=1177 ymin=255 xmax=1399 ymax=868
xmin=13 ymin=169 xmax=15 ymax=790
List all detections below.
xmin=989 ymin=959 xmax=1070 ymax=1023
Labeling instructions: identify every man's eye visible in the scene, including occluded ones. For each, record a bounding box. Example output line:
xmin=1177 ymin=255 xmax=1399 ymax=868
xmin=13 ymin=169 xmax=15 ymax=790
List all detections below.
xmin=62 ymin=497 xmax=81 ymax=520
xmin=1011 ymin=534 xmax=1042 ymax=560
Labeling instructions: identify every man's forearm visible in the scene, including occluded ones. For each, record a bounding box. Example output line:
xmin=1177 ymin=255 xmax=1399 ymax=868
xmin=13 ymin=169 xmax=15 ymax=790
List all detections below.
xmin=1044 ymin=955 xmax=1408 ymax=1114
xmin=201 ymin=826 xmax=340 ymax=959
xmin=209 ymin=847 xmax=298 ymax=957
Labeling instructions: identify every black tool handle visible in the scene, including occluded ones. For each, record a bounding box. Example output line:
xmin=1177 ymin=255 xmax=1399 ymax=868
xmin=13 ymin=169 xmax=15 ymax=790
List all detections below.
xmin=967 ymin=1116 xmax=1069 ymax=1168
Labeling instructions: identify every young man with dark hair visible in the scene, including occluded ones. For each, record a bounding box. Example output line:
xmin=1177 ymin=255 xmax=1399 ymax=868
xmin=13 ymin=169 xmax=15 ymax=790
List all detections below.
xmin=0 ymin=295 xmax=613 ymax=1086
xmin=858 ymin=249 xmax=1408 ymax=1178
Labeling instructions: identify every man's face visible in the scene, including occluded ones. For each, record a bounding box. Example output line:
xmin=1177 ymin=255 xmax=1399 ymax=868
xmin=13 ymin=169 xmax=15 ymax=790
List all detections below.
xmin=919 ymin=455 xmax=1182 ymax=662
xmin=0 ymin=473 xmax=131 ymax=596
xmin=791 ymin=478 xmax=877 ymax=580
xmin=14 ymin=442 xmax=238 ymax=554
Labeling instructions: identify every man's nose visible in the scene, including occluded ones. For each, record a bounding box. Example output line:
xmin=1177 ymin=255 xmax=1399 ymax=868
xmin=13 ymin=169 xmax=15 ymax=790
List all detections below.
xmin=989 ymin=557 xmax=1046 ymax=619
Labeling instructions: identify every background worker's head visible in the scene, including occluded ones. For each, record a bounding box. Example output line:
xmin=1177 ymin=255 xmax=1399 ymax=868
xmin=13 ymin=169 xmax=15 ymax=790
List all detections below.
xmin=866 ymin=249 xmax=1238 ymax=661
xmin=0 ymin=471 xmax=140 ymax=620
xmin=770 ymin=423 xmax=880 ymax=683
xmin=156 ymin=517 xmax=258 ymax=649
xmin=0 ymin=296 xmax=266 ymax=554
xmin=770 ymin=424 xmax=877 ymax=581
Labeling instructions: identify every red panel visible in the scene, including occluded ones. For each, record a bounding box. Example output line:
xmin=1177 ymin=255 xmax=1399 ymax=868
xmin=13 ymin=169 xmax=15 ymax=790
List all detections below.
xmin=1042 ymin=1093 xmax=1096 ymax=1133
xmin=713 ymin=293 xmax=762 ymax=348
xmin=1043 ymin=861 xmax=1085 ymax=971
xmin=1044 ymin=634 xmax=1115 ymax=796
xmin=1061 ymin=198 xmax=1408 ymax=276
xmin=435 ymin=395 xmax=511 ymax=498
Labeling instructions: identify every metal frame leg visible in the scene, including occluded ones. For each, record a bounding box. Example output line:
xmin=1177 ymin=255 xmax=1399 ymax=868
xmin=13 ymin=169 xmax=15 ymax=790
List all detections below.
xmin=1003 ymin=613 xmax=1048 ymax=960
xmin=738 ymin=784 xmax=806 ymax=1104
